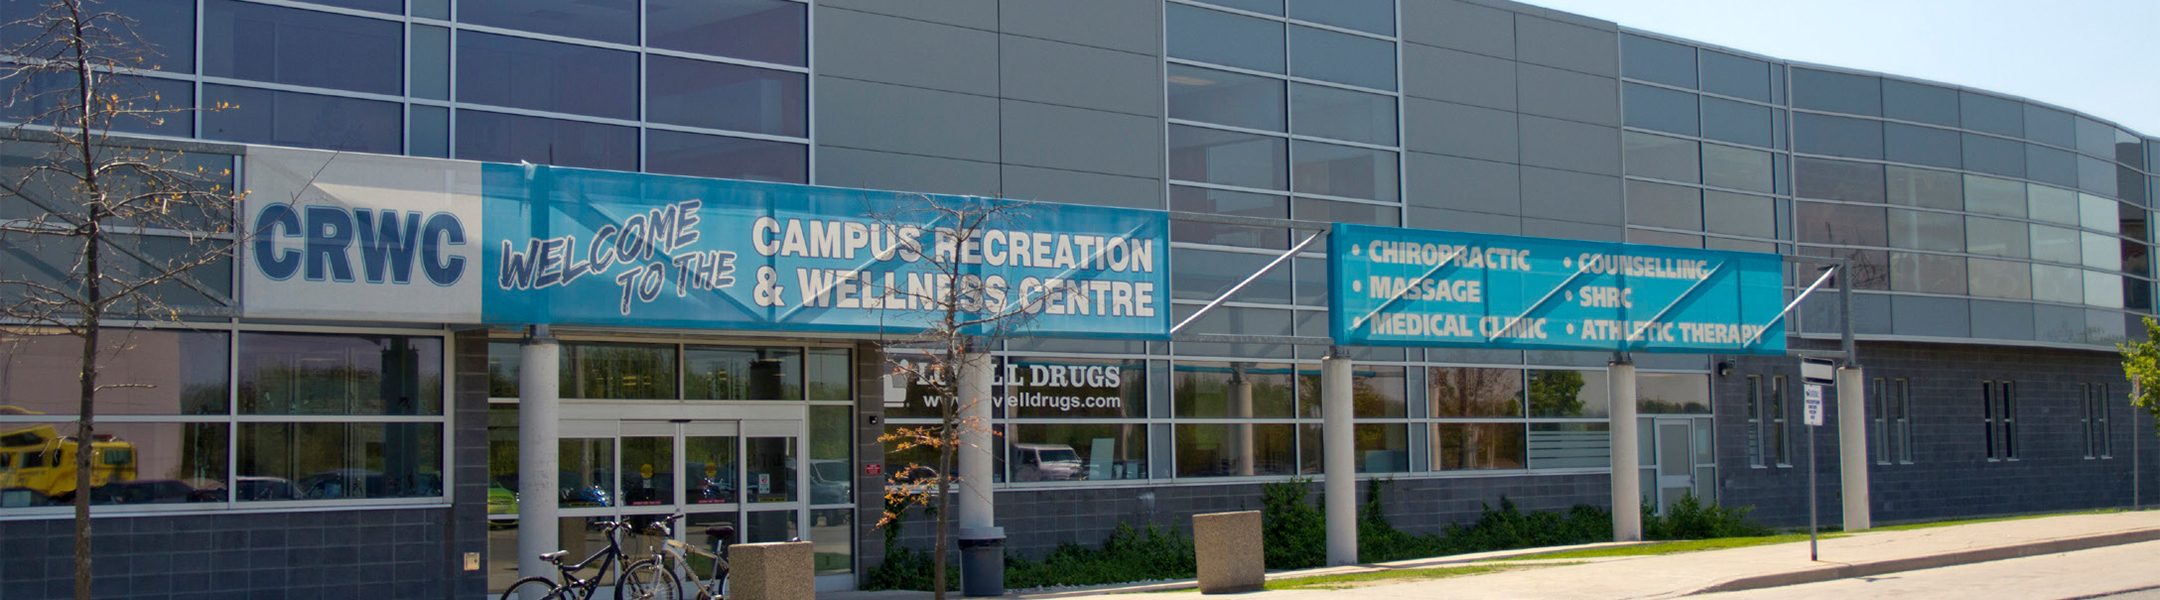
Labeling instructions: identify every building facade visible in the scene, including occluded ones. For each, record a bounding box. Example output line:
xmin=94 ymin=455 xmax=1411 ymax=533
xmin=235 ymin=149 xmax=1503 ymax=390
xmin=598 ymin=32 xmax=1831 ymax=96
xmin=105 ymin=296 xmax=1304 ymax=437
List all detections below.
xmin=0 ymin=0 xmax=2155 ymax=599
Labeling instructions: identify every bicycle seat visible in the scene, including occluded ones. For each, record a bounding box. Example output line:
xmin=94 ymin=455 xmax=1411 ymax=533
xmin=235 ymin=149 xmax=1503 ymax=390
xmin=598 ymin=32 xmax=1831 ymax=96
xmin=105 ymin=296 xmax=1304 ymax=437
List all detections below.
xmin=539 ymin=550 xmax=568 ymax=563
xmin=706 ymin=525 xmax=736 ymax=540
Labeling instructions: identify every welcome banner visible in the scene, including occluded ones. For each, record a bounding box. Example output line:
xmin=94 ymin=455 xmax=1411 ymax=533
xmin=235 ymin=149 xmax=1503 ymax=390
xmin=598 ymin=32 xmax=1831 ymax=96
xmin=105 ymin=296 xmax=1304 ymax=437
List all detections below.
xmin=243 ymin=148 xmax=1172 ymax=339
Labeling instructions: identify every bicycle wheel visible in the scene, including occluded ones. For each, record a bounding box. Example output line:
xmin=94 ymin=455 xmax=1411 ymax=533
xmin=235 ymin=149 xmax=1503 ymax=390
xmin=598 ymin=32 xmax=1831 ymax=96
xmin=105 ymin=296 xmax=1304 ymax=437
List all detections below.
xmin=500 ymin=576 xmax=566 ymax=600
xmin=618 ymin=559 xmax=683 ymax=600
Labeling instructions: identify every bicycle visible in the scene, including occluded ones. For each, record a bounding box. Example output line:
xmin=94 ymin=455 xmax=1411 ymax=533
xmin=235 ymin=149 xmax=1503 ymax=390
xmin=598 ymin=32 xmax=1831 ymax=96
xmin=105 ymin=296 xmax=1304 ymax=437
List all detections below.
xmin=499 ymin=519 xmax=682 ymax=600
xmin=626 ymin=513 xmax=735 ymax=600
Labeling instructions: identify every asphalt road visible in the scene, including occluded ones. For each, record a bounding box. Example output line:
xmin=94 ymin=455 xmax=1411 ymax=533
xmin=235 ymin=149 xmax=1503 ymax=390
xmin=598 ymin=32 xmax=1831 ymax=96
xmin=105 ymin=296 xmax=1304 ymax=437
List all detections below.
xmin=1698 ymin=539 xmax=2160 ymax=600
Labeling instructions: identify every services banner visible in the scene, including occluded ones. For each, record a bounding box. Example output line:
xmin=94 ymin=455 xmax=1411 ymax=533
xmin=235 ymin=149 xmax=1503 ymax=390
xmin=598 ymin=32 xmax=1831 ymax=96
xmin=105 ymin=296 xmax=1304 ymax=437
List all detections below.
xmin=1328 ymin=223 xmax=1786 ymax=354
xmin=479 ymin=164 xmax=1171 ymax=338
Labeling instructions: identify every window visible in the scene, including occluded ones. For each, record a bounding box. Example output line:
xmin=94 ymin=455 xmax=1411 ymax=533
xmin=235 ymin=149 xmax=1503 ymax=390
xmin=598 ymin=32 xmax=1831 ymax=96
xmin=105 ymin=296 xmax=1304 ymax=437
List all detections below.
xmin=646 ymin=0 xmax=808 ymax=66
xmin=1169 ymin=125 xmax=1289 ymax=191
xmin=1769 ymin=375 xmax=1791 ymax=466
xmin=457 ymin=31 xmax=639 ymax=120
xmin=1872 ymin=378 xmax=1911 ymax=464
xmin=1622 ymin=34 xmax=1695 ymax=88
xmin=1983 ymin=380 xmax=2016 ymax=460
xmin=1169 ymin=65 xmax=1286 ymax=132
xmin=1287 ymin=0 xmax=1393 ymax=35
xmin=1625 ymin=83 xmax=1698 ymax=136
xmin=645 ymin=130 xmax=807 ymax=184
xmin=560 ymin=342 xmax=677 ymax=400
xmin=1434 ymin=423 xmax=1526 ymax=470
xmin=1699 ymin=51 xmax=1769 ymax=102
xmin=1288 ymin=25 xmax=1394 ymax=91
xmin=1794 ymin=113 xmax=1884 ymax=160
xmin=1291 ymin=140 xmax=1397 ymax=202
xmin=455 ymin=109 xmax=638 ymax=172
xmin=2084 ymin=382 xmax=2113 ymax=459
xmin=202 ymin=0 xmax=401 ymax=95
xmin=646 ymin=56 xmax=807 ymax=137
xmin=201 ymin=85 xmax=403 ymax=154
xmin=459 ymin=0 xmax=637 ymax=45
xmin=1167 ymin=4 xmax=1285 ymax=75
xmin=1624 ymin=131 xmax=1701 ymax=183
xmin=1885 ymin=123 xmax=1962 ymax=169
xmin=1701 ymin=97 xmax=1773 ymax=148
xmin=1791 ymin=68 xmax=1882 ymax=116
xmin=1290 ymin=83 xmax=1396 ymax=146
xmin=1745 ymin=375 xmax=1764 ymax=467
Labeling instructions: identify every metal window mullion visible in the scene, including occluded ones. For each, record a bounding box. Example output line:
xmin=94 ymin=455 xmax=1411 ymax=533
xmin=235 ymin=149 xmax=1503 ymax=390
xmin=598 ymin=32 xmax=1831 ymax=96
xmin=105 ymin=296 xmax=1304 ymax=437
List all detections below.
xmin=455 ymin=104 xmax=645 ymax=129
xmin=643 ymin=47 xmax=810 ymax=75
xmin=643 ymin=122 xmax=808 ymax=145
xmin=195 ymin=76 xmax=408 ymax=104
xmin=194 ymin=0 xmax=206 ymax=140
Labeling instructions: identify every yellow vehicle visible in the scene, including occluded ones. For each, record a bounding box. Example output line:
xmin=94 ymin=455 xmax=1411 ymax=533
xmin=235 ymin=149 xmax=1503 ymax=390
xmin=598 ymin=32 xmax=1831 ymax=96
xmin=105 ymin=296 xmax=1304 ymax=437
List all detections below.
xmin=0 ymin=406 xmax=138 ymax=501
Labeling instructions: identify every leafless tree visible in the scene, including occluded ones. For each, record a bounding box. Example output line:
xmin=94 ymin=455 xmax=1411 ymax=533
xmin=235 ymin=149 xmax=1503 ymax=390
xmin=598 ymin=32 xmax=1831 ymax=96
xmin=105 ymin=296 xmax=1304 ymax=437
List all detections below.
xmin=869 ymin=195 xmax=1053 ymax=599
xmin=0 ymin=2 xmax=240 ymax=598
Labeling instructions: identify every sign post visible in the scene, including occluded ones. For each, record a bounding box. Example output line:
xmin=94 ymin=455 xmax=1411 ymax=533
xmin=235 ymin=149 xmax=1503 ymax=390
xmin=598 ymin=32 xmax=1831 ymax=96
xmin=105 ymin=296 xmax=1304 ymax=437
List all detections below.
xmin=1801 ymin=357 xmax=1835 ymax=561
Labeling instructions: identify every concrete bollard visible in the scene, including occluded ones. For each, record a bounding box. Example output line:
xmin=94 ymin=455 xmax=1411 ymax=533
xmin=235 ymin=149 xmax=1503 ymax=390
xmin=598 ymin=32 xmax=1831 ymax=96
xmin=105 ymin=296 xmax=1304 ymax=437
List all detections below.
xmin=730 ymin=541 xmax=815 ymax=600
xmin=1194 ymin=511 xmax=1264 ymax=594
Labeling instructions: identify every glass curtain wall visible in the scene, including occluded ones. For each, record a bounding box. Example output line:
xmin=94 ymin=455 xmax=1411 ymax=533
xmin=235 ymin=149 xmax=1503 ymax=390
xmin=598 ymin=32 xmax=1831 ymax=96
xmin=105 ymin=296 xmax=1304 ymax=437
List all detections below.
xmin=16 ymin=0 xmax=812 ymax=183
xmin=1620 ymin=31 xmax=2157 ymax=347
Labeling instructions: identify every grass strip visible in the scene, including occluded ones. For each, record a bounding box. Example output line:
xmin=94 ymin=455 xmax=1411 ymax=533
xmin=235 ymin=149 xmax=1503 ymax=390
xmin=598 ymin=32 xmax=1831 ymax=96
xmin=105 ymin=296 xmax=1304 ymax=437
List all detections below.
xmin=1869 ymin=508 xmax=2121 ymax=532
xmin=1262 ymin=565 xmax=1515 ymax=590
xmin=1495 ymin=533 xmax=1832 ymax=560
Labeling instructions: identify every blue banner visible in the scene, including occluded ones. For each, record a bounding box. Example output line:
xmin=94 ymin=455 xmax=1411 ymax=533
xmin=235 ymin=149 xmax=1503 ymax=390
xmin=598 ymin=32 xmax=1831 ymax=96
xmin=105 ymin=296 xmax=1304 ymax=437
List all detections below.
xmin=1328 ymin=224 xmax=1787 ymax=354
xmin=481 ymin=164 xmax=1170 ymax=338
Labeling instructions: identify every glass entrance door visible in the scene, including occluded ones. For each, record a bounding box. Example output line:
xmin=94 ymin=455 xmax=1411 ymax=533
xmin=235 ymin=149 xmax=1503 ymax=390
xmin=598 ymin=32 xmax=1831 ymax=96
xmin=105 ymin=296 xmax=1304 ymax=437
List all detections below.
xmin=601 ymin=419 xmax=803 ymax=585
xmin=1640 ymin=417 xmax=1715 ymax=514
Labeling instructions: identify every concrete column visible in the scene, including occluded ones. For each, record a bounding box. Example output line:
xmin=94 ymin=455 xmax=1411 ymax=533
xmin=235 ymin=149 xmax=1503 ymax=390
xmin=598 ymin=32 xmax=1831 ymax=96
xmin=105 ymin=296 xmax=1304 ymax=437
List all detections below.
xmin=1234 ymin=372 xmax=1255 ymax=477
xmin=1322 ymin=355 xmax=1356 ymax=566
xmin=1837 ymin=366 xmax=1870 ymax=532
xmin=516 ymin=326 xmax=561 ymax=588
xmin=956 ymin=351 xmax=1004 ymax=596
xmin=1608 ymin=360 xmax=1641 ymax=542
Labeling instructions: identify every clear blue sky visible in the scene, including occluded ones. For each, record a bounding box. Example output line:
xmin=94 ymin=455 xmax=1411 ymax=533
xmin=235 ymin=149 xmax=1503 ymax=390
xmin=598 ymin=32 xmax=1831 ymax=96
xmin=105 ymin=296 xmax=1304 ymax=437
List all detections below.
xmin=1517 ymin=0 xmax=2160 ymax=138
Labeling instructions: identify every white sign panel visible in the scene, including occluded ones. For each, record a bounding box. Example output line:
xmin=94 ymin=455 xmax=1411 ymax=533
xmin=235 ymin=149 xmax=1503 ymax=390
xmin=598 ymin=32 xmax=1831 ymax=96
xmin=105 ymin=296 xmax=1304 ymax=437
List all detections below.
xmin=1801 ymin=357 xmax=1836 ymax=385
xmin=1803 ymin=383 xmax=1825 ymax=426
xmin=242 ymin=147 xmax=485 ymax=323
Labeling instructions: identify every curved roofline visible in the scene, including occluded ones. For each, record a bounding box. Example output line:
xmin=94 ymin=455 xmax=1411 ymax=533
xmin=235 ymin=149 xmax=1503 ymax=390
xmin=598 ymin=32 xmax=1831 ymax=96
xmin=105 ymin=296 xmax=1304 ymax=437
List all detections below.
xmin=1614 ymin=26 xmax=2159 ymax=144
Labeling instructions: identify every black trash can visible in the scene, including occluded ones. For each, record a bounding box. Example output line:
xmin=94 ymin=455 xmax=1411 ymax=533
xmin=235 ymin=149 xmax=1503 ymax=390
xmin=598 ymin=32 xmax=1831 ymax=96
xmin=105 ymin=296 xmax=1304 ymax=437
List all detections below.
xmin=958 ymin=534 xmax=1005 ymax=597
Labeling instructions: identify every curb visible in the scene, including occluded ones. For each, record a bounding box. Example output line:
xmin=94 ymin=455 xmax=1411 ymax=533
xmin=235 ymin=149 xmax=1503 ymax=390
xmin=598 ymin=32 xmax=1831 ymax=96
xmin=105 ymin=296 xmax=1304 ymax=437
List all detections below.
xmin=1688 ymin=527 xmax=2160 ymax=596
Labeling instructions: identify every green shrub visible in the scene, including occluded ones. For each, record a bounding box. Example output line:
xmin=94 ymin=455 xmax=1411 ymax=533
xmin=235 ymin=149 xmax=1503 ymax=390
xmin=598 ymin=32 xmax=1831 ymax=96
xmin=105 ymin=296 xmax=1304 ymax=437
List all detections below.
xmin=1261 ymin=478 xmax=1327 ymax=570
xmin=1004 ymin=522 xmax=1197 ymax=589
xmin=864 ymin=545 xmax=957 ymax=591
xmin=1358 ymin=479 xmax=1611 ymax=562
xmin=1643 ymin=492 xmax=1771 ymax=540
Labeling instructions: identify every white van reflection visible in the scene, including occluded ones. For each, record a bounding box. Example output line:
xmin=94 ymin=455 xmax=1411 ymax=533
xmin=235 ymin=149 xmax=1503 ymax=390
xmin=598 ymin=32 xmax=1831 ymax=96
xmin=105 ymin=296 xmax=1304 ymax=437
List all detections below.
xmin=1013 ymin=444 xmax=1085 ymax=482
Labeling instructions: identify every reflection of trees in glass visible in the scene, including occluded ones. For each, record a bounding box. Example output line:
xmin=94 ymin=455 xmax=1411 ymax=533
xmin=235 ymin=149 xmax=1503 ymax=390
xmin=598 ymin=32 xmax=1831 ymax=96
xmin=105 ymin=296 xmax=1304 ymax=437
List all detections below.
xmin=806 ymin=349 xmax=853 ymax=401
xmin=1637 ymin=375 xmax=1712 ymax=414
xmin=684 ymin=347 xmax=801 ymax=400
xmin=1295 ymin=370 xmax=1400 ymax=419
xmin=1436 ymin=423 xmax=1525 ymax=470
xmin=239 ymin=336 xmax=443 ymax=414
xmin=487 ymin=342 xmax=520 ymax=398
xmin=487 ymin=406 xmax=519 ymax=490
xmin=1528 ymin=371 xmax=1587 ymax=417
xmin=1429 ymin=368 xmax=1523 ymax=417
xmin=1173 ymin=363 xmax=1291 ymax=417
xmin=562 ymin=344 xmax=676 ymax=399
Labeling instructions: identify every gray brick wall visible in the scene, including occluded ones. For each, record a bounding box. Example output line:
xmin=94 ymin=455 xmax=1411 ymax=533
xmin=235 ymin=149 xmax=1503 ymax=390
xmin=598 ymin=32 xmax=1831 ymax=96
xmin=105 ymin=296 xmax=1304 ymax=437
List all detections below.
xmin=0 ymin=508 xmax=455 ymax=600
xmin=877 ymin=473 xmax=1610 ymax=561
xmin=1716 ymin=341 xmax=2155 ymax=528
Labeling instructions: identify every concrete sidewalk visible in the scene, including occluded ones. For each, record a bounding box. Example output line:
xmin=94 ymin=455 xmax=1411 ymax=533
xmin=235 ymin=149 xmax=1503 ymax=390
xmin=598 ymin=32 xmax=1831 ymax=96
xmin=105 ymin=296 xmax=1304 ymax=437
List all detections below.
xmin=826 ymin=510 xmax=2160 ymax=600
